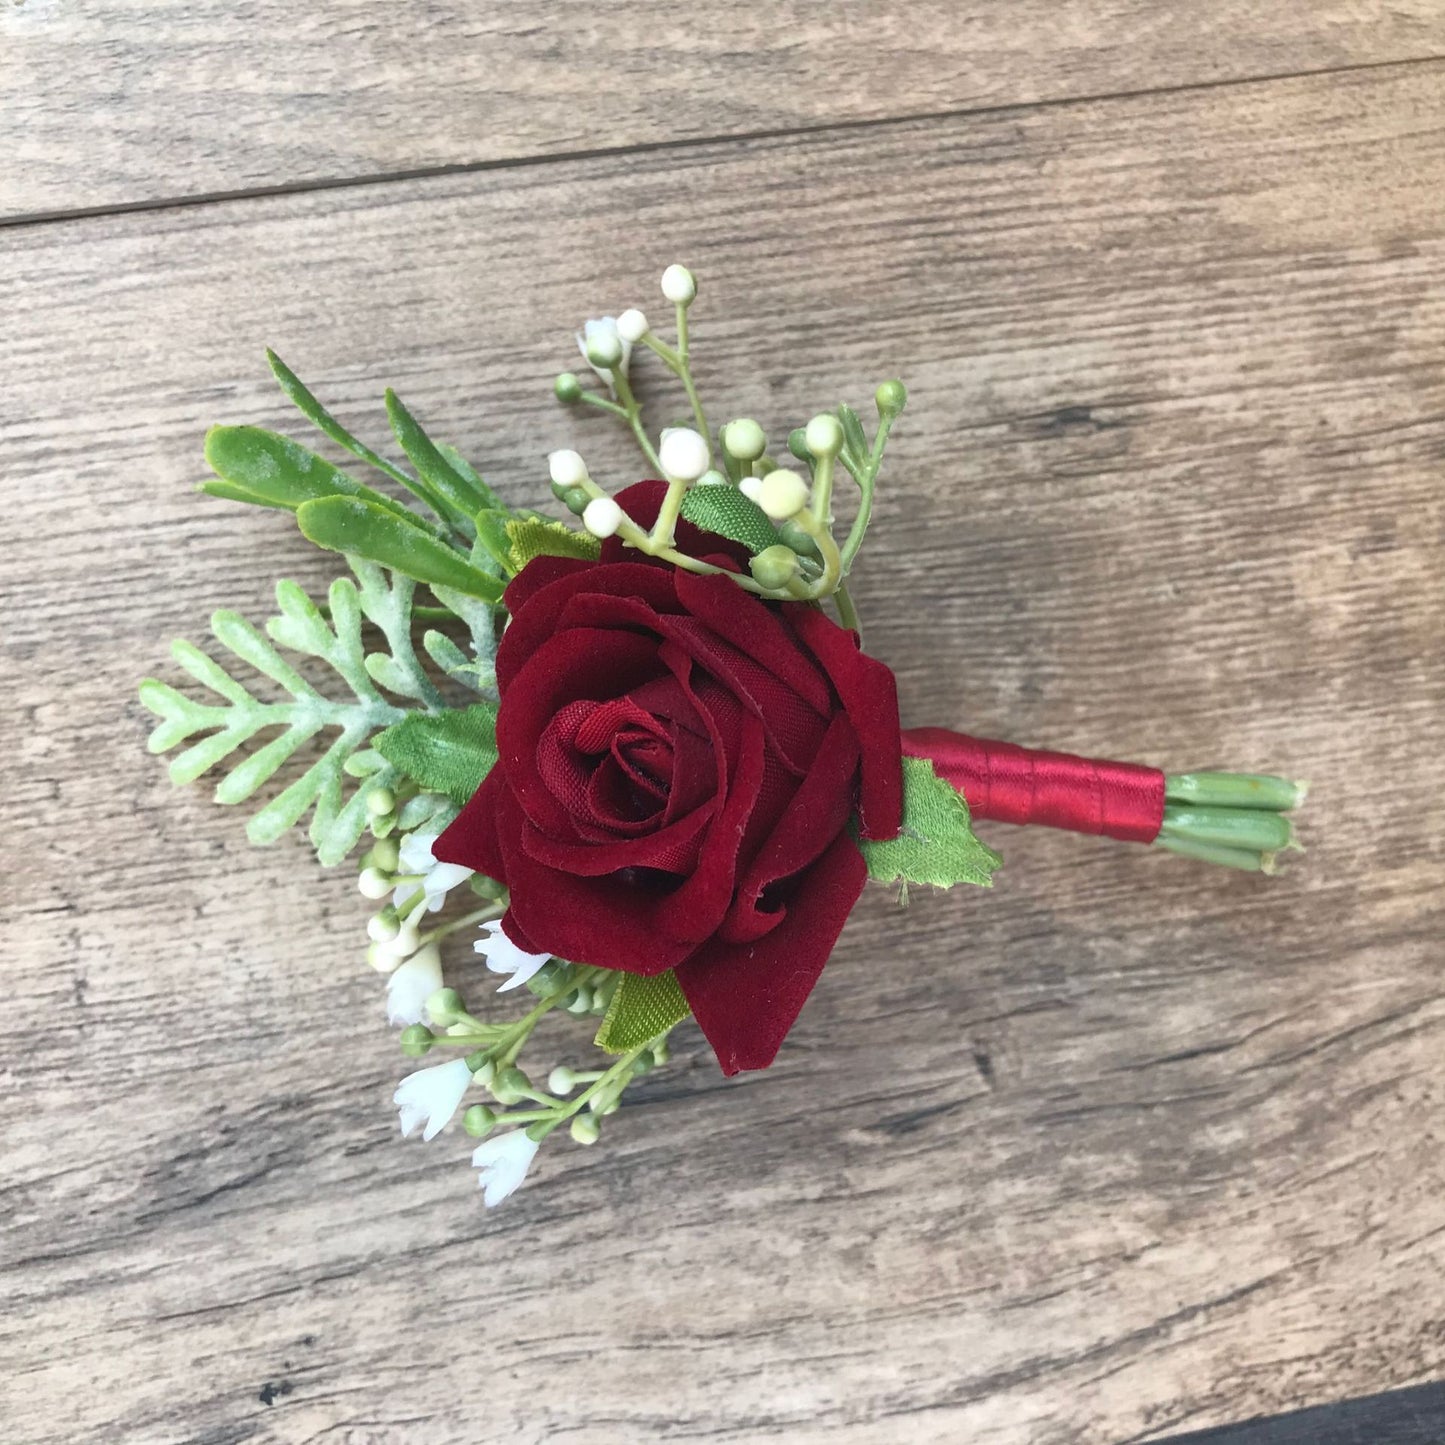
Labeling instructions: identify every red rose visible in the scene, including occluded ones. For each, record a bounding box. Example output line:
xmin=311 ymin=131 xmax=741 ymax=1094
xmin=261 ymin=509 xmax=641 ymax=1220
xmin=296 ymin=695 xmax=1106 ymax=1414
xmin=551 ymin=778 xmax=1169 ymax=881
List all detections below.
xmin=436 ymin=483 xmax=902 ymax=1073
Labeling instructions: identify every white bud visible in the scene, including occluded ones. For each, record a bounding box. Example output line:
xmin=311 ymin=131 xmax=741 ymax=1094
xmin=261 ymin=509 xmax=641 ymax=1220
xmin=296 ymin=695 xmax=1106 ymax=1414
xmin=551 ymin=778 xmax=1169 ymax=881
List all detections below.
xmin=547 ymin=1066 xmax=576 ymax=1095
xmin=696 ymin=469 xmax=728 ymax=487
xmin=660 ymin=264 xmax=696 ymax=304
xmin=548 ymin=449 xmax=589 ymax=487
xmin=658 ymin=427 xmax=710 ymax=482
xmin=368 ymin=910 xmax=400 ymax=943
xmin=358 ymin=866 xmax=392 ymax=900
xmin=804 ymin=413 xmax=845 ymax=458
xmin=616 ymin=308 xmax=649 ymax=342
xmin=757 ymin=469 xmax=810 ymax=522
xmin=582 ymin=496 xmax=624 ymax=538
xmin=739 ymin=476 xmax=765 ymax=505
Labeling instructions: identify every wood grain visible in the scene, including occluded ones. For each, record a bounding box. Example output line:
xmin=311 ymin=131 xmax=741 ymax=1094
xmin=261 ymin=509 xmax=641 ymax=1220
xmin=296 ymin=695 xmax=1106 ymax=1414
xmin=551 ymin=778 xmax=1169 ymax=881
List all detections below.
xmin=3 ymin=58 xmax=1445 ymax=1445
xmin=4 ymin=0 xmax=1445 ymax=219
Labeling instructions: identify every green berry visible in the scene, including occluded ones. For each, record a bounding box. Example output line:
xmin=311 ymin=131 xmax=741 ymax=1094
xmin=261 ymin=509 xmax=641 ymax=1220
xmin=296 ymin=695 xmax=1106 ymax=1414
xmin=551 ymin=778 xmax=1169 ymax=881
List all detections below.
xmin=399 ymin=1024 xmax=435 ymax=1058
xmin=750 ymin=545 xmax=800 ymax=591
xmin=875 ymin=379 xmax=908 ymax=417
xmin=463 ymin=1104 xmax=498 ymax=1137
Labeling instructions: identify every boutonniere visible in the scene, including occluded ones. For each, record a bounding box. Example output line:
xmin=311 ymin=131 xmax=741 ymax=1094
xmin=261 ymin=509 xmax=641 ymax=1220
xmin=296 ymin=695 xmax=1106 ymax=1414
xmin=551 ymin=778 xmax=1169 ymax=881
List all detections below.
xmin=143 ymin=264 xmax=1303 ymax=1205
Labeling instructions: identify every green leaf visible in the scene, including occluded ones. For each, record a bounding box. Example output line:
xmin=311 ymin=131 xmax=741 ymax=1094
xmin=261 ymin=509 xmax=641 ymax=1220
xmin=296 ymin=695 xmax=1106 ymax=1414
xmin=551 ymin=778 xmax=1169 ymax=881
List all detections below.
xmin=374 ymin=703 xmax=497 ymax=808
xmin=266 ymin=350 xmax=461 ymax=531
xmin=474 ymin=510 xmax=601 ymax=575
xmin=836 ymin=402 xmax=870 ymax=464
xmin=296 ymin=496 xmax=504 ymax=603
xmin=595 ymin=970 xmax=691 ymax=1052
xmin=203 ymin=425 xmax=428 ymax=528
xmin=679 ymin=486 xmax=783 ymax=555
xmin=857 ymin=756 xmax=1002 ymax=889
xmin=196 ymin=478 xmax=292 ymax=512
xmin=385 ymin=389 xmax=496 ymax=535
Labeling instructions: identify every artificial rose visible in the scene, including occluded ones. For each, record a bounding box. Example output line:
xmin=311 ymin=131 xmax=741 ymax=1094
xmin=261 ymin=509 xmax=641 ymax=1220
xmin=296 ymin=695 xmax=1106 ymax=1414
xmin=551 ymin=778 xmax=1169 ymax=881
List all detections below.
xmin=436 ymin=482 xmax=902 ymax=1073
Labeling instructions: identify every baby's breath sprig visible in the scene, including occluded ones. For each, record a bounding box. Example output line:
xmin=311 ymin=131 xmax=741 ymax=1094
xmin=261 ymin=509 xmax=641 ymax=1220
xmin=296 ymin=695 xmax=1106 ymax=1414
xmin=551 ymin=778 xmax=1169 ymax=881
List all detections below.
xmin=368 ymin=801 xmax=682 ymax=1205
xmin=552 ymin=263 xmax=908 ymax=621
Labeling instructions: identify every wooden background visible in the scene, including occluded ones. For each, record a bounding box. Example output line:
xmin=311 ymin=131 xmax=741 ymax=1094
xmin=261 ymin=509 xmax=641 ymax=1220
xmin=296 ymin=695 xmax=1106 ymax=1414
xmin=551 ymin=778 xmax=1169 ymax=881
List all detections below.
xmin=3 ymin=4 xmax=1444 ymax=1442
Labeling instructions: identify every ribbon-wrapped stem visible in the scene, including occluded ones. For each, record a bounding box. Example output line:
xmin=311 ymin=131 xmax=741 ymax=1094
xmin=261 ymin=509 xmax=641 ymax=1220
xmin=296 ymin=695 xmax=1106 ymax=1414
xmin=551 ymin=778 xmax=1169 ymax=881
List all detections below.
xmin=901 ymin=729 xmax=1304 ymax=872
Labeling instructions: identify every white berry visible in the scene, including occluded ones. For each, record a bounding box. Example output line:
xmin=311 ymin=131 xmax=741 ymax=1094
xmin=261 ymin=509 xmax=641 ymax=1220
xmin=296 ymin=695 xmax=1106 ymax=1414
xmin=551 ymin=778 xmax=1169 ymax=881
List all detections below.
xmin=658 ymin=427 xmax=710 ymax=482
xmin=660 ymin=264 xmax=696 ymax=304
xmin=548 ymin=449 xmax=589 ymax=487
xmin=616 ymin=308 xmax=649 ymax=342
xmin=757 ymin=469 xmax=810 ymax=521
xmin=582 ymin=496 xmax=624 ymax=538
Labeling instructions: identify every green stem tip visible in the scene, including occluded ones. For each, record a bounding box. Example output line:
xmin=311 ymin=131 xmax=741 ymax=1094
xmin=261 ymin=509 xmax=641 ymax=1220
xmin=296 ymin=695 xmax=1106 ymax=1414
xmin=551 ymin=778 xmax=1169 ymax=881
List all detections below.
xmin=1157 ymin=770 xmax=1306 ymax=874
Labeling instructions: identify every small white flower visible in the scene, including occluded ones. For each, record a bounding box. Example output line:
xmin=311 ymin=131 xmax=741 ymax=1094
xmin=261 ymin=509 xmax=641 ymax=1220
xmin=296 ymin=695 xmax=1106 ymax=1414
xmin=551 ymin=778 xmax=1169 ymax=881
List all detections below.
xmin=394 ymin=1057 xmax=473 ymax=1142
xmin=582 ymin=496 xmax=624 ymax=539
xmin=394 ymin=832 xmax=473 ymax=914
xmin=474 ymin=919 xmax=550 ymax=992
xmin=658 ymin=427 xmax=710 ymax=482
xmin=473 ymin=1130 xmax=540 ymax=1207
xmin=577 ymin=317 xmax=631 ymax=391
xmin=386 ymin=943 xmax=444 ymax=1026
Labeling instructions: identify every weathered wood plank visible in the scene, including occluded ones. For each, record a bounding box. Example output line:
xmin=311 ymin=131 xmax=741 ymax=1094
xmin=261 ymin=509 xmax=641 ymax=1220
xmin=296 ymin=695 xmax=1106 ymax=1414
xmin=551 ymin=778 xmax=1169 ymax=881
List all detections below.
xmin=3 ymin=62 xmax=1444 ymax=1444
xmin=4 ymin=0 xmax=1445 ymax=218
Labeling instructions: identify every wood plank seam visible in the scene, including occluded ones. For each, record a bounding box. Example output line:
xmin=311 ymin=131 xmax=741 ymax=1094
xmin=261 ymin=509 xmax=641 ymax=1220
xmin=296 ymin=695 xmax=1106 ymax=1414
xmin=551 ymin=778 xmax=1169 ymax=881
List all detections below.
xmin=4 ymin=51 xmax=1442 ymax=233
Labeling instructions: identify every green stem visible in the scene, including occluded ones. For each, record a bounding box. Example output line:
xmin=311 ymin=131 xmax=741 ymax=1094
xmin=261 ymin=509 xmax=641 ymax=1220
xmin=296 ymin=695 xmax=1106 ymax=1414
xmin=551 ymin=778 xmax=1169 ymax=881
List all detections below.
xmin=1160 ymin=804 xmax=1294 ymax=854
xmin=421 ymin=902 xmax=504 ymax=947
xmin=526 ymin=1044 xmax=649 ymax=1142
xmin=640 ymin=320 xmax=710 ymax=451
xmin=576 ymin=390 xmax=631 ymax=421
xmin=651 ymin=481 xmax=688 ymax=548
xmin=834 ymin=584 xmax=862 ymax=636
xmin=838 ymin=412 xmax=896 ymax=575
xmin=1165 ymin=772 xmax=1306 ymax=811
xmin=608 ymin=368 xmax=663 ymax=472
xmin=1155 ymin=835 xmax=1276 ymax=873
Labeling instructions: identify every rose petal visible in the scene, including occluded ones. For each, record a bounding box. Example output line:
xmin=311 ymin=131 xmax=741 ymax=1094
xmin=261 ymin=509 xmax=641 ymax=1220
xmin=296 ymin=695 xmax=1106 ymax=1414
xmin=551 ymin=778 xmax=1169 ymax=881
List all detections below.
xmin=787 ymin=604 xmax=903 ymax=840
xmin=674 ymin=569 xmax=834 ymax=717
xmin=720 ymin=711 xmax=861 ymax=944
xmin=676 ymin=832 xmax=868 ymax=1075
xmin=499 ymin=628 xmax=665 ymax=839
xmin=434 ymin=766 xmax=509 ymax=880
xmin=497 ymin=560 xmax=680 ymax=692
xmin=493 ymin=784 xmax=696 ymax=975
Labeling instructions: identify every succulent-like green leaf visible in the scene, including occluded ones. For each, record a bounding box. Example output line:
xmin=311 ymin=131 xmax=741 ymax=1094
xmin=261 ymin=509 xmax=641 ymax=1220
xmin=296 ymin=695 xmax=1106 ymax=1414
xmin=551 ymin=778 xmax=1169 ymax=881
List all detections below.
xmin=203 ymin=425 xmax=430 ymax=528
xmin=856 ymin=756 xmax=1002 ymax=889
xmin=297 ymin=496 xmax=504 ymax=602
xmin=385 ymin=388 xmax=498 ymax=536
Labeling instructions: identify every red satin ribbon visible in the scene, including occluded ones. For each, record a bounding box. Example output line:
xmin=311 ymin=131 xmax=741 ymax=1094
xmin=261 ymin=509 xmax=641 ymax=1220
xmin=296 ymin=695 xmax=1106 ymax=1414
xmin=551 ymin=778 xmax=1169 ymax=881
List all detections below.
xmin=901 ymin=728 xmax=1165 ymax=844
